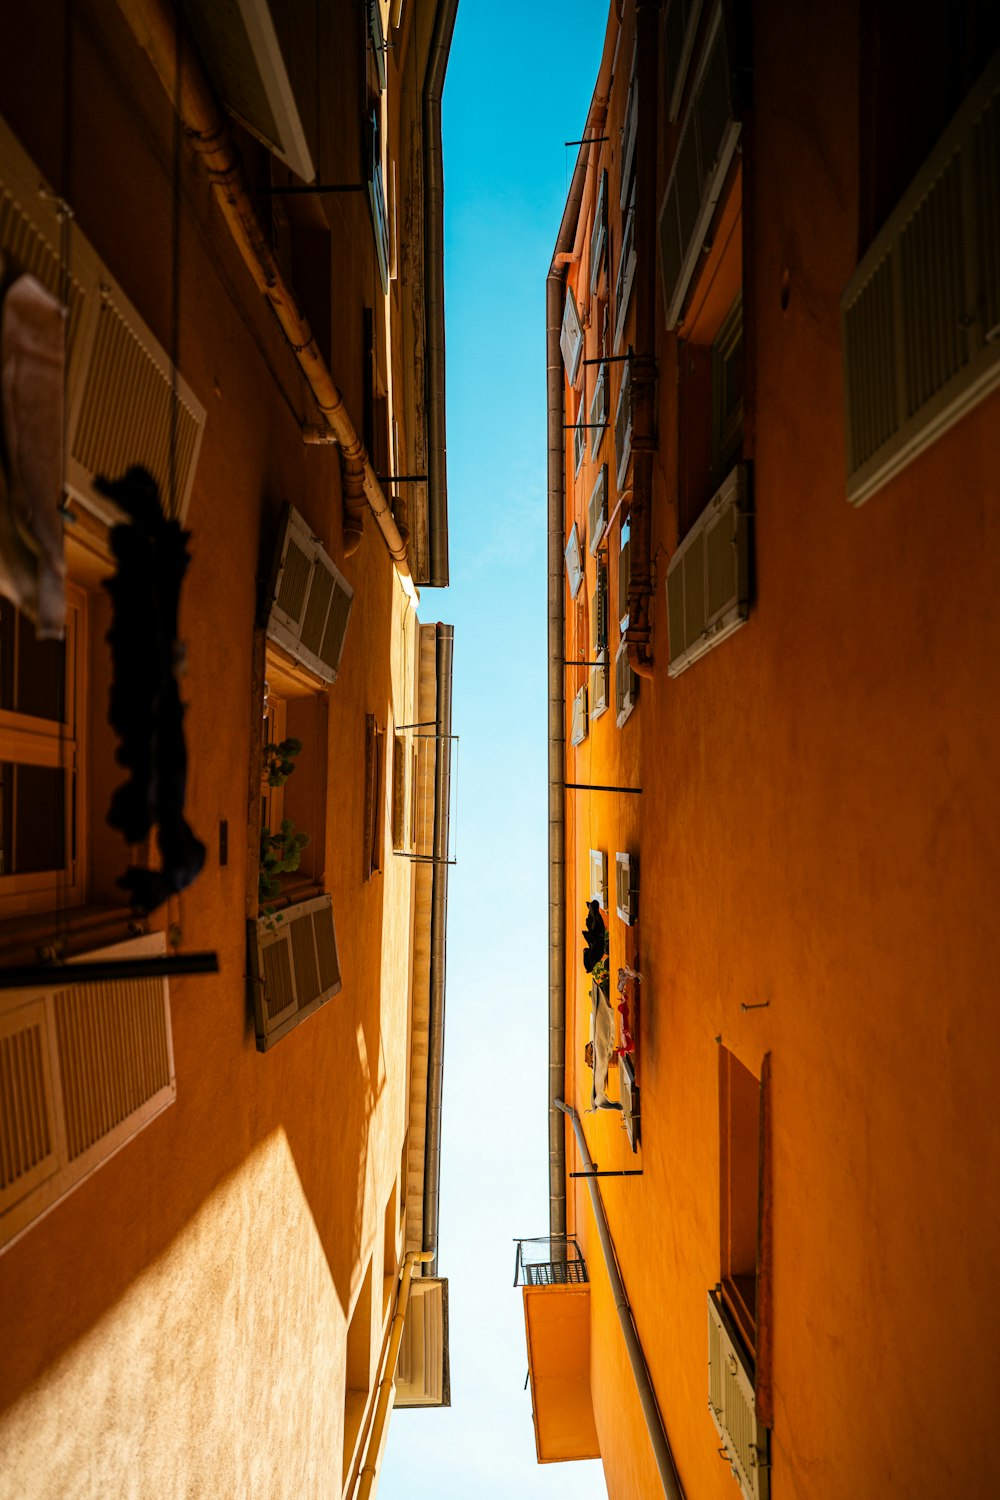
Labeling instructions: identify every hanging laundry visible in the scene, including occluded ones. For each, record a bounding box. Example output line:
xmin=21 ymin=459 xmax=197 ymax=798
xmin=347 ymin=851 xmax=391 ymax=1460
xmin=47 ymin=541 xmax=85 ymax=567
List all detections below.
xmin=0 ymin=266 xmax=67 ymax=639
xmin=97 ymin=465 xmax=206 ymax=913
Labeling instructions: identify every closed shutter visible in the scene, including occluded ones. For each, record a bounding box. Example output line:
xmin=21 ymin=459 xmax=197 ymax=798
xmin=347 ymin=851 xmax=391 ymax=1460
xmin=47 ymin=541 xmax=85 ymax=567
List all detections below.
xmin=265 ymin=503 xmax=354 ymax=683
xmin=614 ymin=186 xmax=637 ymax=352
xmin=589 ymin=848 xmax=608 ymax=908
xmin=666 ymin=463 xmax=749 ymax=676
xmin=841 ymin=54 xmax=1000 ymax=505
xmin=560 ymin=288 xmax=583 ymax=384
xmin=564 ymin=522 xmax=584 ymax=599
xmin=614 ymin=638 xmax=637 ymax=726
xmin=592 ymin=555 xmax=608 ymax=654
xmin=249 ymin=893 xmax=342 ymax=1051
xmin=615 ymin=851 xmax=638 ymax=924
xmin=658 ymin=4 xmax=741 ymax=330
xmin=708 ymin=1290 xmax=770 ymax=1500
xmin=590 ymin=170 xmax=608 ymax=295
xmin=615 ymin=363 xmax=633 ymax=492
xmin=0 ymin=934 xmax=175 ymax=1252
xmin=588 ymin=465 xmax=608 ymax=555
xmin=570 ymin=684 xmax=588 ymax=747
xmin=0 ymin=119 xmax=206 ymax=526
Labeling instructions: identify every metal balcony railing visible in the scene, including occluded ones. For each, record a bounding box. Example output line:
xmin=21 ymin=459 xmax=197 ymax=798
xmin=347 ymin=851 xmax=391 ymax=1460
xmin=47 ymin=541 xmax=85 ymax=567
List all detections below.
xmin=513 ymin=1235 xmax=589 ymax=1288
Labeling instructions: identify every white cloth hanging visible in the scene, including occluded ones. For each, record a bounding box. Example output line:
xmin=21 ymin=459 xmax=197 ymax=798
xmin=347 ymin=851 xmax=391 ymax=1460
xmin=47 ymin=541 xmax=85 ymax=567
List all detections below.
xmin=0 ymin=266 xmax=67 ymax=638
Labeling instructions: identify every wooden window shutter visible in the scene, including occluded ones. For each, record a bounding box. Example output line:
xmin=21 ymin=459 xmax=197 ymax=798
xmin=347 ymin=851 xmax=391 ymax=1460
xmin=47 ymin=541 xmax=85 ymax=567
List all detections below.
xmin=590 ymin=169 xmax=608 ymax=295
xmin=841 ymin=53 xmax=1000 ymax=505
xmin=249 ymin=893 xmax=342 ymax=1051
xmin=588 ymin=465 xmax=608 ymax=555
xmin=658 ymin=4 xmax=741 ymax=330
xmin=589 ymin=360 xmax=607 ymax=458
xmin=560 ymin=287 xmax=583 ymax=385
xmin=664 ymin=0 xmax=707 ymax=123
xmin=614 ymin=638 xmax=638 ymax=727
xmin=589 ymin=849 xmax=608 ymax=909
xmin=620 ymin=48 xmax=639 ymax=211
xmin=367 ymin=110 xmax=390 ymax=294
xmin=707 ymin=1289 xmax=770 ymax=1500
xmin=570 ymin=683 xmax=589 ymax=747
xmin=615 ymin=184 xmax=637 ymax=353
xmin=616 ymin=851 xmax=638 ymax=925
xmin=0 ymin=934 xmax=175 ymax=1253
xmin=574 ymin=397 xmax=586 ymax=477
xmin=666 ymin=463 xmax=750 ymax=676
xmin=564 ymin=522 xmax=584 ymax=599
xmin=590 ymin=652 xmax=609 ymax=721
xmin=615 ymin=362 xmax=633 ymax=492
xmin=0 ymin=119 xmax=206 ymax=527
xmin=265 ymin=503 xmax=354 ymax=683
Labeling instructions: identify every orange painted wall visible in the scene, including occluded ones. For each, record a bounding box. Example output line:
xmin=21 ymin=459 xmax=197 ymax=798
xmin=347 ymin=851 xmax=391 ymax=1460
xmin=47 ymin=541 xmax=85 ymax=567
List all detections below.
xmin=558 ymin=3 xmax=1000 ymax=1498
xmin=0 ymin=2 xmax=423 ymax=1492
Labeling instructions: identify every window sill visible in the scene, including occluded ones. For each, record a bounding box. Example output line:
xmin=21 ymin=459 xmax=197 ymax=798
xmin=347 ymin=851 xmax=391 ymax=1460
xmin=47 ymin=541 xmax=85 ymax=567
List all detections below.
xmin=0 ymin=903 xmax=145 ymax=967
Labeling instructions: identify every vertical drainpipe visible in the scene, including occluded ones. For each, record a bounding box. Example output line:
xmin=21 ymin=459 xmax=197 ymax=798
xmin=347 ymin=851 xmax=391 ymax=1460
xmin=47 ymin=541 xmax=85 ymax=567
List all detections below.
xmin=422 ymin=622 xmax=453 ymax=1274
xmin=547 ymin=8 xmax=620 ymax=1241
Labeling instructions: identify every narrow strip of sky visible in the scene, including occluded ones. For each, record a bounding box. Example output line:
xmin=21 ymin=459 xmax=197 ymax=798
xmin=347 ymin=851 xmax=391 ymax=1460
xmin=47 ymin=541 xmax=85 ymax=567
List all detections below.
xmin=379 ymin=3 xmax=611 ymax=1497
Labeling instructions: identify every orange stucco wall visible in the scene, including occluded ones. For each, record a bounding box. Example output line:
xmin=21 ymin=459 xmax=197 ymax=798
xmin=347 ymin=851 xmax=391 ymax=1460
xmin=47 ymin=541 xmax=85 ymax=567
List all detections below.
xmin=0 ymin=3 xmax=425 ymax=1494
xmin=559 ymin=3 xmax=1000 ymax=1498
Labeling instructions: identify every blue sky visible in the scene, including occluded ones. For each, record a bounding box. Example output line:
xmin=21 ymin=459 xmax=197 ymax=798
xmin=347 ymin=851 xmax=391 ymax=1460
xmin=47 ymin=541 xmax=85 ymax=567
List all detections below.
xmin=380 ymin=3 xmax=610 ymax=1496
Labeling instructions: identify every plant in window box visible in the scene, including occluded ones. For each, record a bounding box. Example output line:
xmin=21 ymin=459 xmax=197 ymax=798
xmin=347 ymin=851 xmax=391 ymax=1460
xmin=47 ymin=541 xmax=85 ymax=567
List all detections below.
xmin=262 ymin=736 xmax=302 ymax=788
xmin=582 ymin=899 xmax=610 ymax=994
xmin=259 ymin=817 xmax=310 ymax=902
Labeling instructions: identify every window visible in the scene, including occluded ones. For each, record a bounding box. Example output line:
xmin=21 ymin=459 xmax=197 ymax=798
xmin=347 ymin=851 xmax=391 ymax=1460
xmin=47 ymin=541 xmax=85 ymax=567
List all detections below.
xmin=570 ymin=683 xmax=588 ymax=747
xmin=712 ymin=293 xmax=743 ymax=485
xmin=658 ymin=3 xmax=741 ymax=330
xmin=617 ymin=516 xmax=631 ymax=632
xmin=842 ymin=49 xmax=1000 ymax=505
xmin=391 ymin=732 xmax=408 ymax=851
xmin=564 ymin=523 xmax=584 ymax=599
xmin=367 ymin=108 xmax=390 ymax=294
xmin=560 ymin=287 xmax=584 ymax=385
xmin=666 ymin=464 xmax=750 ymax=676
xmin=343 ymin=1258 xmax=375 ymax=1486
xmin=590 ymin=169 xmax=608 ymax=295
xmin=614 ymin=638 xmax=637 ymax=727
xmin=588 ymin=466 xmax=608 ymax=555
xmin=264 ymin=504 xmax=354 ymax=685
xmin=590 ymin=556 xmax=609 ymax=721
xmin=363 ymin=714 xmax=386 ymax=880
xmin=663 ymin=0 xmax=706 ymax=122
xmin=619 ymin=46 xmax=638 ymax=212
xmin=588 ymin=359 xmax=608 ymax=459
xmin=614 ymin=184 xmax=637 ymax=353
xmin=589 ymin=848 xmax=608 ymax=908
xmin=615 ymin=361 xmax=633 ymax=492
xmin=615 ymin=850 xmax=638 ymax=924
xmin=574 ymin=396 xmax=586 ymax=478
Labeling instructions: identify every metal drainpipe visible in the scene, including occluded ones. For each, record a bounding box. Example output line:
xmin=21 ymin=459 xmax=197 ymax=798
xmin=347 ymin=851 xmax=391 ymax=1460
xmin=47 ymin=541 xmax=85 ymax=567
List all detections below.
xmin=547 ymin=8 xmax=620 ymax=1242
xmin=118 ymin=0 xmax=413 ymax=582
xmin=422 ymin=622 xmax=453 ymax=1274
xmin=422 ymin=0 xmax=459 ymax=588
xmin=555 ymin=1100 xmax=684 ymax=1500
xmin=353 ymin=1250 xmax=434 ymax=1500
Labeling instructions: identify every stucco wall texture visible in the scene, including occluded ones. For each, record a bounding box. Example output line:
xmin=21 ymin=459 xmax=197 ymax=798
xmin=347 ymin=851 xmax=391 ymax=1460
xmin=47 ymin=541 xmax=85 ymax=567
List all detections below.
xmin=560 ymin=2 xmax=1000 ymax=1498
xmin=0 ymin=4 xmax=420 ymax=1496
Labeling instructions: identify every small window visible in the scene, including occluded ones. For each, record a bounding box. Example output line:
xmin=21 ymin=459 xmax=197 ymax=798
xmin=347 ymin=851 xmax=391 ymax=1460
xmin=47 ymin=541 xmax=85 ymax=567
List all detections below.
xmin=588 ymin=466 xmax=608 ymax=555
xmin=560 ymin=287 xmax=584 ymax=384
xmin=620 ymin=47 xmax=639 ymax=211
xmin=574 ymin=396 xmax=586 ymax=478
xmin=590 ymin=555 xmax=608 ymax=657
xmin=712 ymin=292 xmax=743 ymax=485
xmin=367 ymin=108 xmax=390 ymax=294
xmin=718 ymin=1047 xmax=761 ymax=1360
xmin=615 ymin=850 xmax=638 ymax=925
xmin=614 ymin=185 xmax=637 ymax=353
xmin=590 ymin=169 xmax=608 ymax=295
xmin=570 ymin=683 xmax=589 ymax=747
xmin=588 ymin=360 xmax=607 ymax=459
xmin=615 ymin=361 xmax=633 ymax=493
xmin=391 ymin=732 xmax=407 ymax=851
xmin=364 ymin=714 xmax=386 ymax=880
xmin=614 ymin=638 xmax=637 ymax=728
xmin=617 ymin=517 xmax=631 ymax=632
xmin=589 ymin=848 xmax=608 ymax=908
xmin=564 ymin=523 xmax=584 ymax=599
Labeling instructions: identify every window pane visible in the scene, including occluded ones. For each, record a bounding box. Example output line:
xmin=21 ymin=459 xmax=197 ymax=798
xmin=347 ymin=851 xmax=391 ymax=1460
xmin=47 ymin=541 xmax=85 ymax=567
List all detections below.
xmin=0 ymin=763 xmax=67 ymax=875
xmin=0 ymin=599 xmax=66 ymax=721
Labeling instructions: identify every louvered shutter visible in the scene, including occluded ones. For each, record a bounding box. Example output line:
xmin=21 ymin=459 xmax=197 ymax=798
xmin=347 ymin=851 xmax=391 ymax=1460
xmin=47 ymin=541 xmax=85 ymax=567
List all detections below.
xmin=621 ymin=1053 xmax=641 ymax=1151
xmin=574 ymin=399 xmax=586 ymax=476
xmin=615 ymin=851 xmax=638 ymax=924
xmin=593 ymin=556 xmax=608 ymax=653
xmin=560 ymin=288 xmax=583 ymax=384
xmin=589 ymin=360 xmax=607 ymax=459
xmin=841 ymin=53 xmax=1000 ymax=505
xmin=570 ymin=684 xmax=589 ymax=747
xmin=664 ymin=0 xmax=706 ymax=122
xmin=666 ymin=464 xmax=749 ymax=676
xmin=250 ymin=893 xmax=342 ymax=1051
xmin=367 ymin=110 xmax=390 ymax=295
xmin=265 ymin=503 xmax=354 ymax=683
xmin=614 ymin=639 xmax=638 ymax=727
xmin=708 ymin=1290 xmax=770 ymax=1500
xmin=615 ymin=364 xmax=633 ymax=491
xmin=590 ymin=652 xmax=609 ymax=720
xmin=620 ymin=50 xmax=638 ymax=211
xmin=0 ymin=934 xmax=175 ymax=1252
xmin=590 ymin=170 xmax=608 ymax=295
xmin=658 ymin=5 xmax=741 ymax=330
xmin=589 ymin=848 xmax=608 ymax=908
xmin=564 ymin=523 xmax=584 ymax=599
xmin=588 ymin=465 xmax=608 ymax=555
xmin=614 ymin=187 xmax=637 ymax=352
xmin=0 ymin=119 xmax=206 ymax=526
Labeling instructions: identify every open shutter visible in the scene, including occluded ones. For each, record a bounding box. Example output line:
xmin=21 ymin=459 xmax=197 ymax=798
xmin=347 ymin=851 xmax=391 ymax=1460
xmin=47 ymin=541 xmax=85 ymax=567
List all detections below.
xmin=590 ymin=169 xmax=608 ymax=295
xmin=621 ymin=1055 xmax=641 ymax=1151
xmin=841 ymin=52 xmax=1000 ymax=505
xmin=0 ymin=934 xmax=175 ymax=1253
xmin=574 ymin=398 xmax=586 ymax=476
xmin=620 ymin=48 xmax=639 ymax=211
xmin=588 ymin=465 xmax=608 ymax=555
xmin=265 ymin=503 xmax=354 ymax=683
xmin=666 ymin=463 xmax=749 ymax=676
xmin=592 ymin=555 xmax=608 ymax=654
xmin=618 ymin=518 xmax=631 ymax=631
xmin=0 ymin=119 xmax=206 ymax=527
xmin=614 ymin=185 xmax=637 ymax=352
xmin=664 ymin=0 xmax=706 ymax=122
xmin=367 ymin=109 xmax=390 ymax=294
xmin=589 ymin=848 xmax=608 ymax=908
xmin=615 ymin=851 xmax=638 ymax=924
xmin=589 ymin=360 xmax=607 ymax=458
xmin=615 ymin=363 xmax=633 ymax=492
xmin=564 ymin=522 xmax=584 ymax=599
xmin=590 ymin=652 xmax=609 ymax=721
xmin=560 ymin=288 xmax=583 ymax=385
xmin=249 ymin=893 xmax=342 ymax=1051
xmin=570 ymin=684 xmax=588 ymax=747
xmin=658 ymin=4 xmax=741 ymax=330
xmin=708 ymin=1290 xmax=770 ymax=1500
xmin=614 ymin=639 xmax=638 ymax=727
